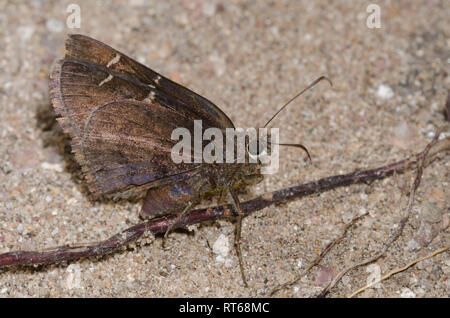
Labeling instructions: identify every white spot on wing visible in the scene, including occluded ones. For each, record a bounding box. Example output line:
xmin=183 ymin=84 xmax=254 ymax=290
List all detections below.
xmin=98 ymin=74 xmax=113 ymax=86
xmin=106 ymin=54 xmax=121 ymax=68
xmin=143 ymin=91 xmax=156 ymax=103
xmin=155 ymin=75 xmax=161 ymax=84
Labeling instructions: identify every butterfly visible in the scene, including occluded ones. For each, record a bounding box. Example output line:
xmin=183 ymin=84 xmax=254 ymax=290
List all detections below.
xmin=50 ymin=34 xmax=328 ymax=286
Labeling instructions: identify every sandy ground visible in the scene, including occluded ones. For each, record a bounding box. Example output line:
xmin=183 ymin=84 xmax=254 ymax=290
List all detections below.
xmin=0 ymin=0 xmax=448 ymax=297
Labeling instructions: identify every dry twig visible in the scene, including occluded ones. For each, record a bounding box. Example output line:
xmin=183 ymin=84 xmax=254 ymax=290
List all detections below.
xmin=269 ymin=212 xmax=368 ymax=296
xmin=348 ymin=246 xmax=449 ymax=298
xmin=0 ymin=132 xmax=449 ymax=272
xmin=316 ymin=127 xmax=445 ymax=298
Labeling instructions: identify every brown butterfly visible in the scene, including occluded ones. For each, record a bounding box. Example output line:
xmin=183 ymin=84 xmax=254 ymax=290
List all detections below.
xmin=50 ymin=34 xmax=328 ymax=285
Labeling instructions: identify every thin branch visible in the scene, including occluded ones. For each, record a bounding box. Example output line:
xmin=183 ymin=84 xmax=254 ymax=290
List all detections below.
xmin=269 ymin=212 xmax=368 ymax=296
xmin=0 ymin=133 xmax=449 ymax=269
xmin=316 ymin=127 xmax=444 ymax=298
xmin=348 ymin=246 xmax=449 ymax=298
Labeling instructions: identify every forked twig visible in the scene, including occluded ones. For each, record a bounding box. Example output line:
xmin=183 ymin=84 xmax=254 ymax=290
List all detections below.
xmin=316 ymin=127 xmax=445 ymax=298
xmin=0 ymin=131 xmax=449 ymax=271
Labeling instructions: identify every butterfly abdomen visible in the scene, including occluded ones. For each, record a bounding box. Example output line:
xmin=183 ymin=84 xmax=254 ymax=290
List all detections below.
xmin=141 ymin=180 xmax=205 ymax=217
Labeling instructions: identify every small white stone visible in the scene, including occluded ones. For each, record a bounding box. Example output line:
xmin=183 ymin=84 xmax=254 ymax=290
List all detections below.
xmin=407 ymin=239 xmax=420 ymax=251
xmin=366 ymin=264 xmax=382 ymax=289
xmin=0 ymin=247 xmax=9 ymax=254
xmin=400 ymin=287 xmax=416 ymax=298
xmin=376 ymin=84 xmax=394 ymax=99
xmin=67 ymin=198 xmax=77 ymax=205
xmin=414 ymin=287 xmax=425 ymax=295
xmin=127 ymin=273 xmax=135 ymax=282
xmin=445 ymin=279 xmax=450 ymax=291
xmin=46 ymin=18 xmax=64 ymax=33
xmin=41 ymin=162 xmax=63 ymax=172
xmin=342 ymin=212 xmax=354 ymax=223
xmin=212 ymin=233 xmax=230 ymax=263
xmin=129 ymin=0 xmax=146 ymax=7
xmin=17 ymin=26 xmax=34 ymax=41
xmin=297 ymin=258 xmax=303 ymax=269
xmin=137 ymin=56 xmax=147 ymax=64
xmin=342 ymin=276 xmax=350 ymax=286
xmin=186 ymin=224 xmax=198 ymax=232
xmin=209 ymin=54 xmax=226 ymax=77
xmin=64 ymin=264 xmax=83 ymax=289
xmin=202 ymin=2 xmax=216 ymax=17
xmin=426 ymin=131 xmax=435 ymax=138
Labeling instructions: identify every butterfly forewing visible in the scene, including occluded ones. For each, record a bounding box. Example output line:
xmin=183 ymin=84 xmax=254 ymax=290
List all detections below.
xmin=64 ymin=34 xmax=235 ymax=129
xmin=50 ymin=34 xmax=234 ymax=199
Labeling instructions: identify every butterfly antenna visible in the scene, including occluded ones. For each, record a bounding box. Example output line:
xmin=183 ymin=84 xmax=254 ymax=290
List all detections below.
xmin=268 ymin=142 xmax=312 ymax=162
xmin=263 ymin=76 xmax=332 ymax=128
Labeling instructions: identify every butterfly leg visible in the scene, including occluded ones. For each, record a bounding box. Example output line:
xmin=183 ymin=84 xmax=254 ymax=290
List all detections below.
xmin=227 ymin=187 xmax=248 ymax=287
xmin=217 ymin=188 xmax=226 ymax=205
xmin=162 ymin=201 xmax=198 ymax=248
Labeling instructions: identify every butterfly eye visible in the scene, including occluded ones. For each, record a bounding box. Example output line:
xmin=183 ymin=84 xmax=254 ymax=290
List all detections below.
xmin=247 ymin=139 xmax=267 ymax=161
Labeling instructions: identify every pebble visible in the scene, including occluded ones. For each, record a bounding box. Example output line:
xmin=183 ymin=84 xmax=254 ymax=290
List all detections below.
xmin=407 ymin=239 xmax=420 ymax=251
xmin=445 ymin=279 xmax=450 ymax=292
xmin=416 ymin=258 xmax=433 ymax=270
xmin=342 ymin=212 xmax=354 ymax=223
xmin=420 ymin=201 xmax=443 ymax=224
xmin=212 ymin=233 xmax=231 ymax=264
xmin=41 ymin=162 xmax=63 ymax=172
xmin=390 ymin=122 xmax=419 ymax=149
xmin=129 ymin=0 xmax=146 ymax=7
xmin=341 ymin=276 xmax=350 ymax=286
xmin=414 ymin=221 xmax=440 ymax=247
xmin=17 ymin=26 xmax=34 ymax=42
xmin=376 ymin=84 xmax=394 ymax=99
xmin=202 ymin=2 xmax=217 ymax=17
xmin=441 ymin=213 xmax=449 ymax=230
xmin=400 ymin=287 xmax=416 ymax=298
xmin=64 ymin=264 xmax=83 ymax=289
xmin=209 ymin=54 xmax=226 ymax=77
xmin=366 ymin=264 xmax=382 ymax=288
xmin=314 ymin=267 xmax=335 ymax=286
xmin=45 ymin=18 xmax=64 ymax=33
